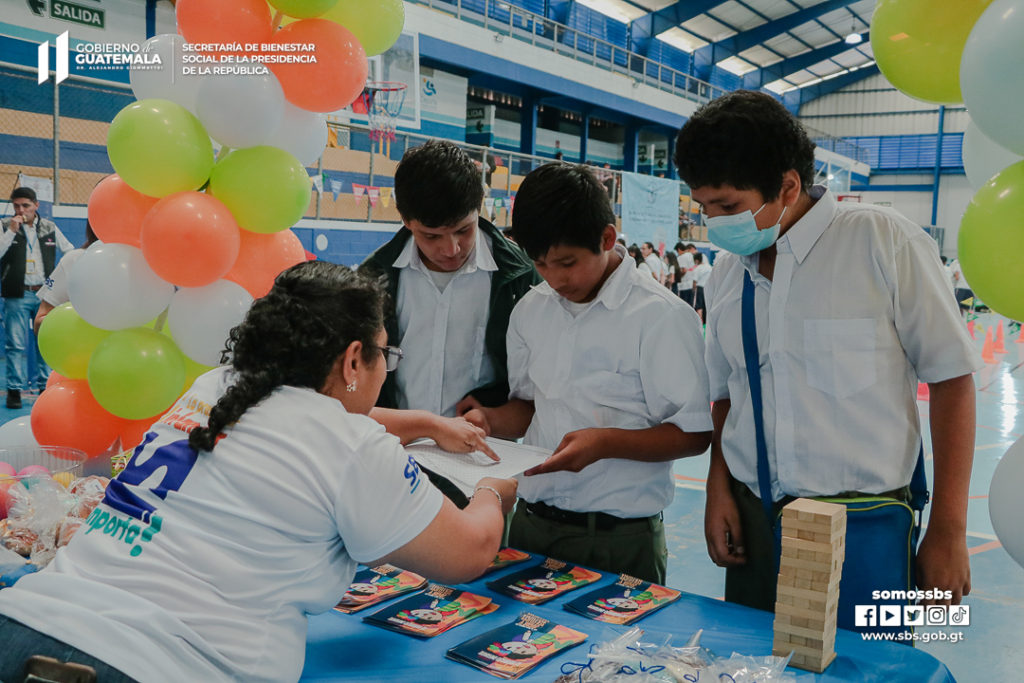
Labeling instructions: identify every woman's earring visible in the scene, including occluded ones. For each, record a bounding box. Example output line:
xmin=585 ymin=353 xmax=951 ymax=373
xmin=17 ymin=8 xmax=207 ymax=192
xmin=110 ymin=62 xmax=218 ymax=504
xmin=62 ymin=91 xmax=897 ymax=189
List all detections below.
xmin=346 ymin=381 xmax=357 ymax=393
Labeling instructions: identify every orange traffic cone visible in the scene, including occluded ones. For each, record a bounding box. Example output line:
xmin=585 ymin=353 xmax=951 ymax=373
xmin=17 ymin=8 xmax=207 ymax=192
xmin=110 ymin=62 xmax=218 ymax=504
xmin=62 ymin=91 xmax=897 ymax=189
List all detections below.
xmin=982 ymin=327 xmax=997 ymax=364
xmin=995 ymin=321 xmax=1008 ymax=353
xmin=917 ymin=383 xmax=930 ymax=401
xmin=967 ymin=320 xmax=975 ymax=339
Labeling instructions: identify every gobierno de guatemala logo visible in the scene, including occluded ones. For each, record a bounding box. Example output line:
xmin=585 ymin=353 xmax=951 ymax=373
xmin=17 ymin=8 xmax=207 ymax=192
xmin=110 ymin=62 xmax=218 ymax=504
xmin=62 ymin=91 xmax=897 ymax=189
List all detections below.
xmin=37 ymin=30 xmax=162 ymax=85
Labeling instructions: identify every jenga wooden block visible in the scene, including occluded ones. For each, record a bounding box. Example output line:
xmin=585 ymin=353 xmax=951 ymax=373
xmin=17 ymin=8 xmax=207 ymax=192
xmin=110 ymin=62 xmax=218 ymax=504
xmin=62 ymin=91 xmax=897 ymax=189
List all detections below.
xmin=776 ymin=583 xmax=835 ymax=608
xmin=781 ymin=534 xmax=845 ymax=556
xmin=779 ymin=513 xmax=846 ymax=536
xmin=788 ymin=650 xmax=837 ymax=674
xmin=779 ymin=554 xmax=843 ymax=574
xmin=773 ymin=619 xmax=836 ymax=642
xmin=775 ymin=598 xmax=838 ymax=621
xmin=782 ymin=498 xmax=847 ymax=525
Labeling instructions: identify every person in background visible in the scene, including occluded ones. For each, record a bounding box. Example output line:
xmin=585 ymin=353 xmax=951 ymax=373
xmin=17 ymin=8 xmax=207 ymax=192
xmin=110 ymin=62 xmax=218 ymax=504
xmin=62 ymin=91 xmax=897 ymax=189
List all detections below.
xmin=0 ymin=261 xmax=517 ymax=683
xmin=663 ymin=250 xmax=682 ymax=295
xmin=0 ymin=188 xmax=74 ymax=409
xmin=675 ymin=89 xmax=978 ymax=615
xmin=674 ymin=242 xmax=698 ymax=307
xmin=627 ymin=244 xmax=653 ymax=278
xmin=691 ymin=252 xmax=712 ymax=323
xmin=33 ymin=222 xmax=99 ymax=336
xmin=461 ymin=163 xmax=712 ymax=583
xmin=640 ymin=242 xmax=666 ymax=285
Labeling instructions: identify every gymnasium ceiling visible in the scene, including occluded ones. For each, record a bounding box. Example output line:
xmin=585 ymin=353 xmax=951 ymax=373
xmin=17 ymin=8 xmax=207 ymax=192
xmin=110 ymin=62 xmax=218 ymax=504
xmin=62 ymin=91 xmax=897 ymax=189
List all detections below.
xmin=577 ymin=0 xmax=877 ymax=94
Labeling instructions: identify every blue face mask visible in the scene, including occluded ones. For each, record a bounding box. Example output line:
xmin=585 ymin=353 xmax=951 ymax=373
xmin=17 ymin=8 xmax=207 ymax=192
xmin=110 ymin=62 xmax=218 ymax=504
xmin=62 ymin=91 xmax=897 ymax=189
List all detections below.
xmin=703 ymin=203 xmax=787 ymax=256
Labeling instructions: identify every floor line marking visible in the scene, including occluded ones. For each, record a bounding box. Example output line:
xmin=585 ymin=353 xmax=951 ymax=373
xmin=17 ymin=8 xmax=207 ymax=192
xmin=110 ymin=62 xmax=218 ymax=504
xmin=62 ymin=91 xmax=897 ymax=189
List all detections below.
xmin=674 ymin=474 xmax=707 ymax=483
xmin=968 ymin=540 xmax=1003 ymax=556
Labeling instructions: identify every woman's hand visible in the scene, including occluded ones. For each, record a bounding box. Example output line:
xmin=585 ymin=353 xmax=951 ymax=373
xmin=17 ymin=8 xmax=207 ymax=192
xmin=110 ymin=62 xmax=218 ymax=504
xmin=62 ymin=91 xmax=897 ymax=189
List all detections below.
xmin=432 ymin=416 xmax=498 ymax=461
xmin=474 ymin=476 xmax=518 ymax=516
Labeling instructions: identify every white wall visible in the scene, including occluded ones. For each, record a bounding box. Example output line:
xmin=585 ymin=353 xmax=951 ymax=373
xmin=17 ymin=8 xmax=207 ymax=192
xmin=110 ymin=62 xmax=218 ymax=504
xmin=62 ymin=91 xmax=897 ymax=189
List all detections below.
xmin=798 ymin=73 xmax=969 ymax=138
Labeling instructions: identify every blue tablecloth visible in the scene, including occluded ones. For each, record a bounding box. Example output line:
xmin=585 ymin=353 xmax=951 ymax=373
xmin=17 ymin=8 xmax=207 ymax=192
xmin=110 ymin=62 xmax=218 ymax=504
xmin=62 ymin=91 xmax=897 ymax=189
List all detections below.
xmin=301 ymin=561 xmax=954 ymax=682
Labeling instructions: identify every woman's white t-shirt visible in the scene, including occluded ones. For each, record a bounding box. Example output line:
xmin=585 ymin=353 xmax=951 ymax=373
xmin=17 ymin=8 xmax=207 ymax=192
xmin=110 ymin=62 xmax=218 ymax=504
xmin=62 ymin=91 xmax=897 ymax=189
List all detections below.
xmin=0 ymin=367 xmax=443 ymax=682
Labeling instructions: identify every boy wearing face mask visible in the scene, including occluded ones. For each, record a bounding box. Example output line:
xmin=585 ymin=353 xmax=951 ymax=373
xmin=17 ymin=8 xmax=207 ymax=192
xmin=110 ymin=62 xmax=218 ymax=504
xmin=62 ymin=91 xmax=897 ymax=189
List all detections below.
xmin=675 ymin=91 xmax=979 ymax=613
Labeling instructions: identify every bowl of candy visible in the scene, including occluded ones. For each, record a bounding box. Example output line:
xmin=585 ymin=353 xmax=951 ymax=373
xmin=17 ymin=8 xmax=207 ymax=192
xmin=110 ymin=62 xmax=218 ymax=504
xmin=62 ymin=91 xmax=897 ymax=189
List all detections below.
xmin=0 ymin=446 xmax=110 ymax=581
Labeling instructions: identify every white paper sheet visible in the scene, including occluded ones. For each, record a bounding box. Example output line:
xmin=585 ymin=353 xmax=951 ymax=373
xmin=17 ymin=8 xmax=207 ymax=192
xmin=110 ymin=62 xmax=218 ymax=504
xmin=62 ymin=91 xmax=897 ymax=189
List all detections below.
xmin=406 ymin=437 xmax=552 ymax=497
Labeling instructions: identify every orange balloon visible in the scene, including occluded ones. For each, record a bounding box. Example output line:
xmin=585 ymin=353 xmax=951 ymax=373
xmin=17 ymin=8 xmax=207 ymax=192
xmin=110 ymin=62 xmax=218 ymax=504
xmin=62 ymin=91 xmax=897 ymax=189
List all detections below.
xmin=224 ymin=228 xmax=306 ymax=298
xmin=31 ymin=379 xmax=125 ymax=457
xmin=46 ymin=371 xmax=68 ymax=389
xmin=141 ymin=191 xmax=241 ymax=287
xmin=87 ymin=175 xmax=159 ymax=248
xmin=176 ymin=0 xmax=273 ymax=50
xmin=268 ymin=19 xmax=367 ymax=113
xmin=118 ymin=414 xmax=162 ymax=452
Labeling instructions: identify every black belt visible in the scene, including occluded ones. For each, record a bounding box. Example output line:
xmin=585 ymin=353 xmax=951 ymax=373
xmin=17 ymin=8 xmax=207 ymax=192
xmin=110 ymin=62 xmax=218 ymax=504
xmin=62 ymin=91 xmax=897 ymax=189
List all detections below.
xmin=521 ymin=499 xmax=660 ymax=531
xmin=24 ymin=284 xmax=41 ymax=292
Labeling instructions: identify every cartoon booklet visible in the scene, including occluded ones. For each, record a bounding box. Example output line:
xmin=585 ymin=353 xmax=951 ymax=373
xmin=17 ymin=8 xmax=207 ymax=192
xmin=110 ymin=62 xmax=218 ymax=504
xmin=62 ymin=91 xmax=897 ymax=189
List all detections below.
xmin=483 ymin=547 xmax=533 ymax=574
xmin=333 ymin=564 xmax=427 ymax=614
xmin=562 ymin=574 xmax=682 ymax=625
xmin=486 ymin=558 xmax=602 ymax=605
xmin=362 ymin=583 xmax=499 ymax=638
xmin=446 ymin=611 xmax=588 ymax=679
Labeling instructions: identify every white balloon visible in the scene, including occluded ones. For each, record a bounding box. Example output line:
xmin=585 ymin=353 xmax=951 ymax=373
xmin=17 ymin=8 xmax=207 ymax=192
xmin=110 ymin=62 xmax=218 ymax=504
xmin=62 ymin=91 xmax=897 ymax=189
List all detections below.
xmin=990 ymin=435 xmax=1024 ymax=569
xmin=268 ymin=102 xmax=328 ymax=166
xmin=961 ymin=0 xmax=1024 ymax=155
xmin=962 ymin=120 xmax=1024 ymax=191
xmin=0 ymin=417 xmax=39 ymax=449
xmin=168 ymin=280 xmax=254 ymax=366
xmin=69 ymin=241 xmax=175 ymax=331
xmin=129 ymin=34 xmax=202 ymax=113
xmin=196 ymin=71 xmax=285 ymax=150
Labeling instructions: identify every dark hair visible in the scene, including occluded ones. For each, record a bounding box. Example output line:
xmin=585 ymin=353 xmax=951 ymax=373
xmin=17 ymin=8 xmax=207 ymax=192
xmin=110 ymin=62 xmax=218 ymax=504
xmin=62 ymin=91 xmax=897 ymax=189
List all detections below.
xmin=83 ymin=220 xmax=98 ymax=248
xmin=642 ymin=241 xmax=654 ymax=251
xmin=188 ymin=261 xmax=385 ymax=452
xmin=10 ymin=187 xmax=37 ymax=203
xmin=674 ymin=241 xmax=686 ymax=252
xmin=394 ymin=140 xmax=484 ymax=228
xmin=511 ymin=163 xmax=615 ymax=260
xmin=694 ymin=252 xmax=704 ymax=264
xmin=664 ymin=250 xmax=680 ymax=279
xmin=674 ymin=90 xmax=816 ymax=201
xmin=627 ymin=244 xmax=643 ymax=267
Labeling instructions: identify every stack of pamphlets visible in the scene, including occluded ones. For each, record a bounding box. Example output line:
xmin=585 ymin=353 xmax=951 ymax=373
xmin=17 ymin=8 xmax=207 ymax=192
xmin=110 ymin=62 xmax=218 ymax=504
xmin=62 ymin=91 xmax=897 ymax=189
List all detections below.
xmin=486 ymin=558 xmax=602 ymax=605
xmin=446 ymin=612 xmax=587 ymax=679
xmin=333 ymin=564 xmax=427 ymax=614
xmin=563 ymin=574 xmax=682 ymax=625
xmin=363 ymin=583 xmax=498 ymax=638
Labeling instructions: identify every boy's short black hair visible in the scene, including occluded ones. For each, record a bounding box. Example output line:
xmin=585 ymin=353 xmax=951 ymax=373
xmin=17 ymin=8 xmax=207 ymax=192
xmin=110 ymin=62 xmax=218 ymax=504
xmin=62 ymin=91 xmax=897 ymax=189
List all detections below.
xmin=674 ymin=241 xmax=686 ymax=252
xmin=511 ymin=163 xmax=615 ymax=260
xmin=10 ymin=187 xmax=37 ymax=202
xmin=394 ymin=140 xmax=484 ymax=228
xmin=694 ymin=252 xmax=704 ymax=264
xmin=674 ymin=90 xmax=816 ymax=201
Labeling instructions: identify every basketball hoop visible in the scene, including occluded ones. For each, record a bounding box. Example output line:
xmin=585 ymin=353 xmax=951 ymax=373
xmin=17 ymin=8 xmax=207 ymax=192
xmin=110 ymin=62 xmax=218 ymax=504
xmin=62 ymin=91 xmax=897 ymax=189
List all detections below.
xmin=357 ymin=81 xmax=407 ymax=145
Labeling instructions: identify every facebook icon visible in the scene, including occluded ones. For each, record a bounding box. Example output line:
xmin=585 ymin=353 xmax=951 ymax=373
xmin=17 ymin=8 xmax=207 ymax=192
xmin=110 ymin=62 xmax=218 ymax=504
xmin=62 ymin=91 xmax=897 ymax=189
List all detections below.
xmin=855 ymin=605 xmax=877 ymax=627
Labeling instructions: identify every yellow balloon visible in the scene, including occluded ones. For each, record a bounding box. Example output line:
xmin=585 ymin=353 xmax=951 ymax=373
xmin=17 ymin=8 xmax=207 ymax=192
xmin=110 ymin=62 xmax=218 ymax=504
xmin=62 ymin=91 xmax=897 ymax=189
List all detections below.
xmin=281 ymin=0 xmax=404 ymax=56
xmin=870 ymin=0 xmax=995 ymax=104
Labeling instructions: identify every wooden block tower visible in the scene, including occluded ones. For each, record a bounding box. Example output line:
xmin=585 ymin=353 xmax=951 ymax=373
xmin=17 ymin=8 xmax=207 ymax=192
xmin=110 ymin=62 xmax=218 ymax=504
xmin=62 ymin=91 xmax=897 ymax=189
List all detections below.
xmin=772 ymin=498 xmax=846 ymax=673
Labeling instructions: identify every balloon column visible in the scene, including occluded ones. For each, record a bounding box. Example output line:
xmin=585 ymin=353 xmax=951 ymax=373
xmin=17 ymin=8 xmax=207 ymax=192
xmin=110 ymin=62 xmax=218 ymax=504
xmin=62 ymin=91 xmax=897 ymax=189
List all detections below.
xmin=872 ymin=0 xmax=1024 ymax=567
xmin=30 ymin=0 xmax=406 ymax=458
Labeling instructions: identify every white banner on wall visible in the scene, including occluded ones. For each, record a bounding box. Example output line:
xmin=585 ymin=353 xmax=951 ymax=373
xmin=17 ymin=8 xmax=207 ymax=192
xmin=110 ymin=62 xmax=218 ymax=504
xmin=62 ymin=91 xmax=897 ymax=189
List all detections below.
xmin=621 ymin=172 xmax=680 ymax=250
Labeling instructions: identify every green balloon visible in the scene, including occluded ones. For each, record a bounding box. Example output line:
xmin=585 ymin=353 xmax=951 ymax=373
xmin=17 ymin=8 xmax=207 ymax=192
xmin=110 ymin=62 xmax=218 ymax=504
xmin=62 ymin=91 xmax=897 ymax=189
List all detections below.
xmin=107 ymin=99 xmax=214 ymax=198
xmin=38 ymin=303 xmax=112 ymax=379
xmin=270 ymin=0 xmax=338 ymax=19
xmin=183 ymin=354 xmax=217 ymax=392
xmin=322 ymin=0 xmax=405 ymax=57
xmin=87 ymin=328 xmax=186 ymax=420
xmin=208 ymin=146 xmax=312 ymax=234
xmin=958 ymin=160 xmax=1024 ymax=321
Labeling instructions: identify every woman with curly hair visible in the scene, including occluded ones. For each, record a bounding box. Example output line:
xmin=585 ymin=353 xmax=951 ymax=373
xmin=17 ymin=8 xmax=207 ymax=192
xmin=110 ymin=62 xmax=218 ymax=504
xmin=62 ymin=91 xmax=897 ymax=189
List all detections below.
xmin=0 ymin=261 xmax=517 ymax=683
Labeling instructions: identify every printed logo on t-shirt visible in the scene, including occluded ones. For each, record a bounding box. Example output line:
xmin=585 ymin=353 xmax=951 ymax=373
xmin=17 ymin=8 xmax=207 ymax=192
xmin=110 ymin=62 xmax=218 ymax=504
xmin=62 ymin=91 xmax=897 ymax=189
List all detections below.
xmin=95 ymin=433 xmax=199 ymax=557
xmin=404 ymin=455 xmax=422 ymax=494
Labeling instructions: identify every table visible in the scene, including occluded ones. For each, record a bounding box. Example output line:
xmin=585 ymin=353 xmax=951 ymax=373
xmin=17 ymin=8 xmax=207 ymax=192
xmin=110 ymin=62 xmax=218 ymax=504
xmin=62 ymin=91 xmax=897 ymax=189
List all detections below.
xmin=301 ymin=560 xmax=954 ymax=682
